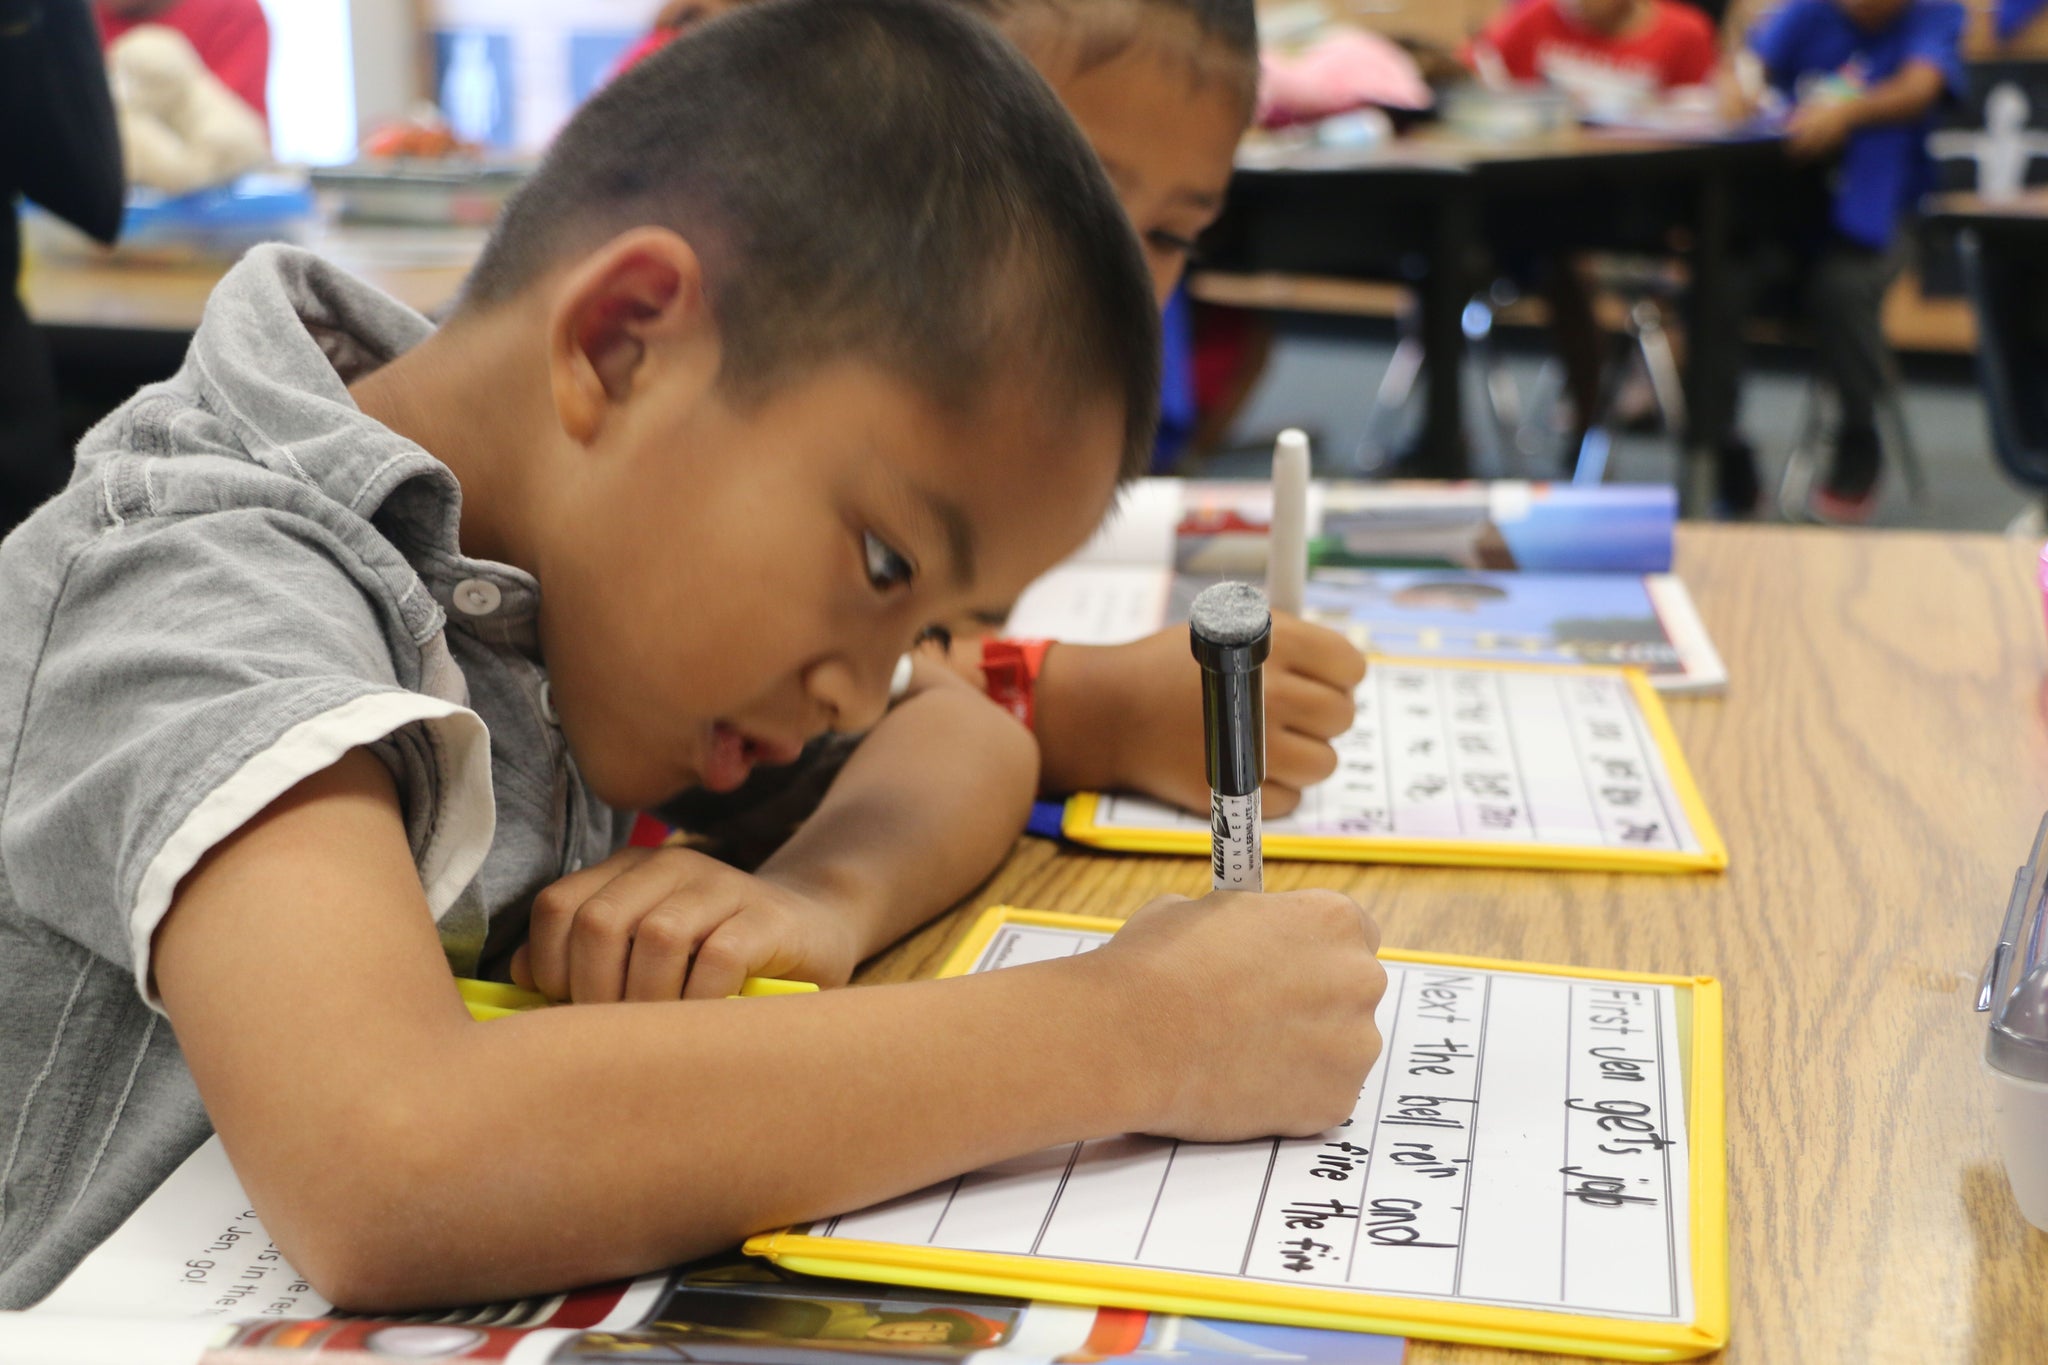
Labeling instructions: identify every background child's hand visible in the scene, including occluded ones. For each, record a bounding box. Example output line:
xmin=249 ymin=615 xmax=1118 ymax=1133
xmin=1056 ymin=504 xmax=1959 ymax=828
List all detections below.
xmin=510 ymin=846 xmax=860 ymax=1003
xmin=1785 ymin=99 xmax=1857 ymax=159
xmin=1093 ymin=888 xmax=1387 ymax=1141
xmin=1036 ymin=615 xmax=1366 ymax=815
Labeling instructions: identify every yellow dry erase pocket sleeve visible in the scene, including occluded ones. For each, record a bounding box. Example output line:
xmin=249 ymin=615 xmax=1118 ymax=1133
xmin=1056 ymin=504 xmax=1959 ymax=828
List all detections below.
xmin=1063 ymin=659 xmax=1727 ymax=875
xmin=747 ymin=907 xmax=1729 ymax=1361
xmin=455 ymin=975 xmax=815 ymax=1020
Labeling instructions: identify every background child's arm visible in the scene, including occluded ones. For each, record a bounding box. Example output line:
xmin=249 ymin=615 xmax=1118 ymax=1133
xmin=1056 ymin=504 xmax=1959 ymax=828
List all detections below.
xmin=1031 ymin=616 xmax=1365 ymax=815
xmin=1784 ymin=59 xmax=1949 ymax=159
xmin=153 ymin=748 xmax=1386 ymax=1310
xmin=750 ymin=655 xmax=1037 ymax=958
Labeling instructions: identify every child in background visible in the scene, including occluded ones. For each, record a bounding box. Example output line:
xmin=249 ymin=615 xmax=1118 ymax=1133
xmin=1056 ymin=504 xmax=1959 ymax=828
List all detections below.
xmin=1471 ymin=0 xmax=1720 ymax=114
xmin=96 ymin=0 xmax=269 ymax=125
xmin=0 ymin=0 xmax=1386 ymax=1311
xmin=956 ymin=0 xmax=1367 ymax=818
xmin=618 ymin=0 xmax=1367 ymax=819
xmin=1466 ymin=0 xmax=1722 ymax=467
xmin=1724 ymin=0 xmax=1964 ymax=522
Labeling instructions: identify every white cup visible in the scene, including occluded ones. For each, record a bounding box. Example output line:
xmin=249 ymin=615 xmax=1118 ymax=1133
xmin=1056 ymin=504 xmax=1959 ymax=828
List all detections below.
xmin=1990 ymin=1062 xmax=2048 ymax=1230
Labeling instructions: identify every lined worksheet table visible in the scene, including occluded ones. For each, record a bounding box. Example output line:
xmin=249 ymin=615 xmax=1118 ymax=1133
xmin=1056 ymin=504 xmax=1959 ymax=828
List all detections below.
xmin=1092 ymin=663 xmax=1704 ymax=854
xmin=818 ymin=919 xmax=1694 ymax=1323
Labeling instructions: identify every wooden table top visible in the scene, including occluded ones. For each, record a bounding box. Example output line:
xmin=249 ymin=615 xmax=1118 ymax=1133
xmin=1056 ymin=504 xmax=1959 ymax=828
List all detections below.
xmin=22 ymin=224 xmax=482 ymax=334
xmin=859 ymin=522 xmax=2048 ymax=1363
xmin=1928 ymin=188 xmax=2048 ymax=228
xmin=1235 ymin=125 xmax=1778 ymax=179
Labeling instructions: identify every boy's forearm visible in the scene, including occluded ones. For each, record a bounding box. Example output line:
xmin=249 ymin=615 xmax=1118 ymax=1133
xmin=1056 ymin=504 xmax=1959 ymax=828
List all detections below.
xmin=757 ymin=665 xmax=1037 ymax=958
xmin=152 ymin=748 xmax=1156 ymax=1310
xmin=1030 ymin=642 xmax=1126 ymax=795
xmin=318 ymin=957 xmax=1153 ymax=1307
xmin=1841 ymin=61 xmax=1947 ymax=131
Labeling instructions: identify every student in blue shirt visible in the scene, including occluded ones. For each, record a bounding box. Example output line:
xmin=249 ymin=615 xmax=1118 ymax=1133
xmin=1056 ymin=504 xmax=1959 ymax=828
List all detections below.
xmin=1722 ymin=0 xmax=1964 ymax=521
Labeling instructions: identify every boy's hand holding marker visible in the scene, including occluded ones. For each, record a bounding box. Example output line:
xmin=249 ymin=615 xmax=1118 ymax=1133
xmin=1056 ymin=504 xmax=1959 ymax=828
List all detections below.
xmin=1034 ymin=617 xmax=1364 ymax=816
xmin=1095 ymin=889 xmax=1388 ymax=1141
xmin=1032 ymin=429 xmax=1360 ymax=818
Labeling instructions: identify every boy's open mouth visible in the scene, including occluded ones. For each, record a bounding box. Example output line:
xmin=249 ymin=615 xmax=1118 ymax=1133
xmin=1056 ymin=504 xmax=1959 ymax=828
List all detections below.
xmin=700 ymin=721 xmax=805 ymax=794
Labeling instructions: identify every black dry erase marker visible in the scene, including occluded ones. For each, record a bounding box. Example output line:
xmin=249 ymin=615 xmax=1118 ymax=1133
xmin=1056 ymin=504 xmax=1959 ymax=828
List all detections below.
xmin=1189 ymin=581 xmax=1271 ymax=892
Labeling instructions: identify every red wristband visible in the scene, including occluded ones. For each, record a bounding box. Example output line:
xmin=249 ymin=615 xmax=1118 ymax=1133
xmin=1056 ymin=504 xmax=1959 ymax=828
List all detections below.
xmin=980 ymin=637 xmax=1054 ymax=730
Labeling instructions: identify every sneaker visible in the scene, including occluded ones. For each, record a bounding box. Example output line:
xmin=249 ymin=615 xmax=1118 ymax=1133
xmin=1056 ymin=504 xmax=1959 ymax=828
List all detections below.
xmin=1811 ymin=423 xmax=1881 ymax=525
xmin=1809 ymin=483 xmax=1881 ymax=524
xmin=1714 ymin=438 xmax=1762 ymax=519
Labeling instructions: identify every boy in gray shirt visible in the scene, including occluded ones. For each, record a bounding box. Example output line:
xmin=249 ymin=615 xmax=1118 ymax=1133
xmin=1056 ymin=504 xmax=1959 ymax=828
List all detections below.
xmin=0 ymin=0 xmax=1388 ymax=1310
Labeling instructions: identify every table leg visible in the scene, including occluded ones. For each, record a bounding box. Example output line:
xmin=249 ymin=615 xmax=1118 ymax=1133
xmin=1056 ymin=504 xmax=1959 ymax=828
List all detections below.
xmin=1417 ymin=184 xmax=1475 ymax=479
xmin=1681 ymin=162 xmax=1736 ymax=517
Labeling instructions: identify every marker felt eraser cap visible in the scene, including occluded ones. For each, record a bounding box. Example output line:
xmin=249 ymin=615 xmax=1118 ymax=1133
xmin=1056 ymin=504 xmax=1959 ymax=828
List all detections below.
xmin=1190 ymin=582 xmax=1270 ymax=801
xmin=1190 ymin=581 xmax=1273 ymax=670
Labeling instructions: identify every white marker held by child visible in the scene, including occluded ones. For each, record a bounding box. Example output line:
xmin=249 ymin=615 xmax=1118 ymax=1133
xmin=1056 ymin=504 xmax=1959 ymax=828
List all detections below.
xmin=1266 ymin=427 xmax=1310 ymax=618
xmin=1190 ymin=581 xmax=1271 ymax=892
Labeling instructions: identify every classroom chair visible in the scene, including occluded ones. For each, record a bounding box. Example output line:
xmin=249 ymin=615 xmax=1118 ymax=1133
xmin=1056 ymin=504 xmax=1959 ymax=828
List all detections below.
xmin=1356 ymin=282 xmax=1528 ymax=479
xmin=1771 ymin=354 xmax=1930 ymax=519
xmin=1957 ymin=227 xmax=2048 ymax=531
xmin=1526 ymin=256 xmax=1690 ymax=487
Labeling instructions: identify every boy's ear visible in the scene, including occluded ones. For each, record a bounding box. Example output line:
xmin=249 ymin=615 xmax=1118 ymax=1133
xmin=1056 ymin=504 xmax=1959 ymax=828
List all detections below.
xmin=547 ymin=228 xmax=713 ymax=446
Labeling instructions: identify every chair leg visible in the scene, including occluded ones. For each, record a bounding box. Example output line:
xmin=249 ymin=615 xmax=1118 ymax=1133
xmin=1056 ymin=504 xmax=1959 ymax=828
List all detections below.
xmin=1357 ymin=318 xmax=1425 ymax=472
xmin=1514 ymin=359 xmax=1568 ymax=465
xmin=1573 ymin=425 xmax=1613 ymax=486
xmin=1460 ymin=297 xmax=1519 ymax=475
xmin=1776 ymin=378 xmax=1829 ymax=521
xmin=1633 ymin=300 xmax=1687 ymax=436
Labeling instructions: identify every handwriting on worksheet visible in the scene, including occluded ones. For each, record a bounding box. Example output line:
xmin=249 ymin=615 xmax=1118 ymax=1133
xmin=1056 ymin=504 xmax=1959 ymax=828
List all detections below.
xmin=816 ymin=920 xmax=1693 ymax=1324
xmin=1093 ymin=663 xmax=1702 ymax=854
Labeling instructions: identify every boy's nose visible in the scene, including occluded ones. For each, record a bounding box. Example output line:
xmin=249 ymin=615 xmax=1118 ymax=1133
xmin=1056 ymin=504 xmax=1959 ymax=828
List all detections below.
xmin=808 ymin=647 xmax=898 ymax=735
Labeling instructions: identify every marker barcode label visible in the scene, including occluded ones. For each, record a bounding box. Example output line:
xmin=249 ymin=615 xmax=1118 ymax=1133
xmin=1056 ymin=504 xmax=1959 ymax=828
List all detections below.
xmin=1212 ymin=790 xmax=1262 ymax=891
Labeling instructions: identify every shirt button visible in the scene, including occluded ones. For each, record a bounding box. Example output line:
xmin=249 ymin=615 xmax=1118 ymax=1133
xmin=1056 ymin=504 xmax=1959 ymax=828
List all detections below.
xmin=453 ymin=578 xmax=502 ymax=616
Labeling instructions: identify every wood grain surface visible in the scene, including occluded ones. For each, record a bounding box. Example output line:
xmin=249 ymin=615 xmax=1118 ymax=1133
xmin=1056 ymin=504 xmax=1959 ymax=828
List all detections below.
xmin=859 ymin=524 xmax=2048 ymax=1364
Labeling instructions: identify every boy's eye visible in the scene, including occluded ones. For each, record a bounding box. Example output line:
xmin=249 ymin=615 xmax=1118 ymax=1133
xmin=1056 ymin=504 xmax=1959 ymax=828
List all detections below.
xmin=1149 ymin=230 xmax=1202 ymax=258
xmin=862 ymin=530 xmax=914 ymax=593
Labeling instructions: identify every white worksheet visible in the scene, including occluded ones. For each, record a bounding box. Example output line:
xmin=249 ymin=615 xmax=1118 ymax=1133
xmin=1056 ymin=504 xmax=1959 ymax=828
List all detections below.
xmin=816 ymin=919 xmax=1695 ymax=1324
xmin=1091 ymin=662 xmax=1704 ymax=854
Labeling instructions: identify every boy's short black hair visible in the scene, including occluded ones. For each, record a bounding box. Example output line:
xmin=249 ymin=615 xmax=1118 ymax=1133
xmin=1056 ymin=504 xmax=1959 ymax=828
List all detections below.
xmin=945 ymin=0 xmax=1258 ymax=113
xmin=462 ymin=0 xmax=1159 ymax=477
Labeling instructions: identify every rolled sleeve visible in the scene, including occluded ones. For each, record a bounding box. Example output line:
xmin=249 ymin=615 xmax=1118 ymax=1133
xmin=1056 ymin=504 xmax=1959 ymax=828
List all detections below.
xmin=1 ymin=508 xmax=494 ymax=1008
xmin=1900 ymin=2 xmax=1966 ymax=103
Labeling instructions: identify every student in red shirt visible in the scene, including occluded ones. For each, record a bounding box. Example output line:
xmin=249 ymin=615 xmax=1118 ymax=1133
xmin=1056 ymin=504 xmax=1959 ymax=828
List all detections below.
xmin=1466 ymin=0 xmax=1723 ymax=478
xmin=97 ymin=0 xmax=269 ymax=122
xmin=1475 ymin=0 xmax=1719 ymax=113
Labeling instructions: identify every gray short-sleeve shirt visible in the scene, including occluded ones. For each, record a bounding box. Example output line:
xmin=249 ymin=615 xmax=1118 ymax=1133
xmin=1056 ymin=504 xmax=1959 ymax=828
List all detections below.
xmin=0 ymin=246 xmax=627 ymax=1306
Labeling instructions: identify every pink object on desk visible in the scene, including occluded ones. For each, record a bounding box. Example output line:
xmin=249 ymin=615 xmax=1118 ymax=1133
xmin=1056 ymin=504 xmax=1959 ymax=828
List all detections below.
xmin=2037 ymin=542 xmax=2048 ymax=640
xmin=1257 ymin=29 xmax=1432 ymax=128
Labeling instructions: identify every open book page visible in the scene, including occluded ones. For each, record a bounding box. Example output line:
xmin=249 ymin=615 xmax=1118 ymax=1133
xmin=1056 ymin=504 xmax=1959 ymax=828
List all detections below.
xmin=1005 ymin=480 xmax=1714 ymax=690
xmin=815 ymin=918 xmax=1695 ymax=1325
xmin=1066 ymin=478 xmax=1184 ymax=567
xmin=1173 ymin=481 xmax=1675 ymax=577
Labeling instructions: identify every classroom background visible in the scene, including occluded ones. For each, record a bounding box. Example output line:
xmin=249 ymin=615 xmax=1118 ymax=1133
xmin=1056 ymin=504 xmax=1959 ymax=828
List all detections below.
xmin=15 ymin=0 xmax=2048 ymax=534
xmin=12 ymin=1 xmax=2048 ymax=1361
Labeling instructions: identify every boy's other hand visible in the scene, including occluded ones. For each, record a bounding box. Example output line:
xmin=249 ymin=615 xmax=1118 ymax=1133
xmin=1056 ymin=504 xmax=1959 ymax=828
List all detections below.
xmin=512 ymin=846 xmax=860 ymax=1003
xmin=1094 ymin=889 xmax=1387 ymax=1141
xmin=1038 ymin=617 xmax=1365 ymax=815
